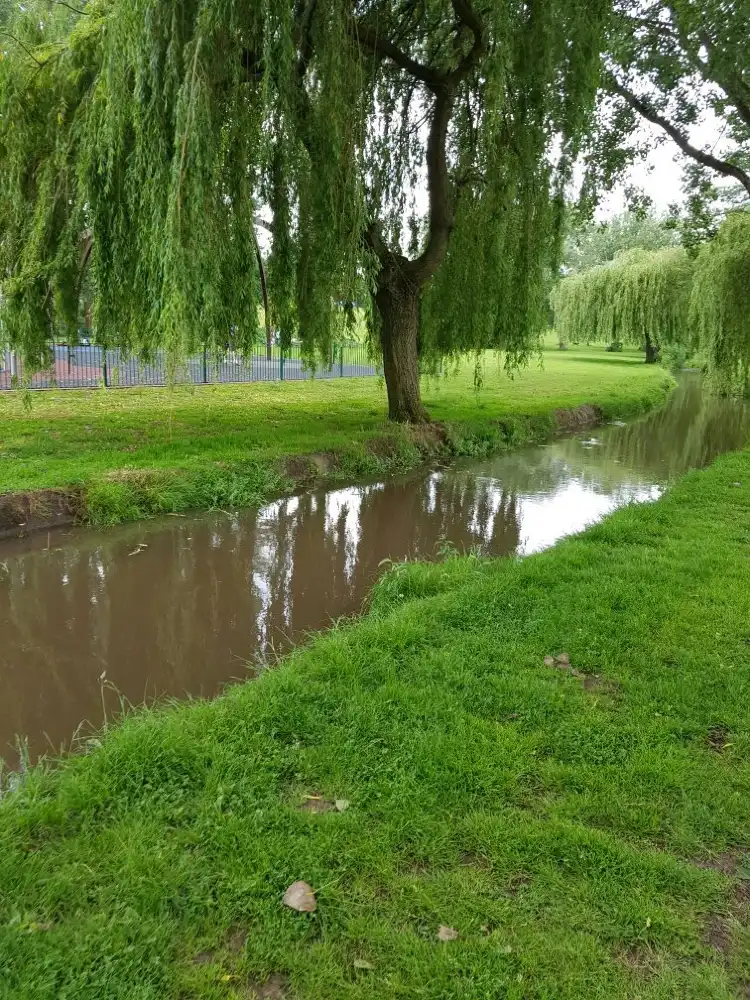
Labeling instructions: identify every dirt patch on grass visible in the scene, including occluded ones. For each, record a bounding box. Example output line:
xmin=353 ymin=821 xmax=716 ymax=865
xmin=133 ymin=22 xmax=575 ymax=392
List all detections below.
xmin=615 ymin=944 xmax=660 ymax=978
xmin=408 ymin=421 xmax=448 ymax=453
xmin=504 ymin=873 xmax=532 ymax=897
xmin=706 ymin=724 xmax=730 ymax=752
xmin=0 ymin=488 xmax=81 ymax=540
xmin=366 ymin=433 xmax=406 ymax=460
xmin=243 ymin=973 xmax=289 ymax=999
xmin=582 ymin=674 xmax=621 ymax=698
xmin=283 ymin=452 xmax=336 ymax=485
xmin=226 ymin=926 xmax=248 ymax=954
xmin=191 ymin=949 xmax=216 ymax=966
xmin=553 ymin=404 xmax=603 ymax=430
xmin=458 ymin=851 xmax=491 ymax=871
xmin=702 ymin=915 xmax=733 ymax=955
xmin=695 ymin=851 xmax=745 ymax=876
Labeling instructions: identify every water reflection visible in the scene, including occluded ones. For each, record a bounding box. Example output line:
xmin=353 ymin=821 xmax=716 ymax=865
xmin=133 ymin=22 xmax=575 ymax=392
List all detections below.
xmin=1 ymin=375 xmax=748 ymax=758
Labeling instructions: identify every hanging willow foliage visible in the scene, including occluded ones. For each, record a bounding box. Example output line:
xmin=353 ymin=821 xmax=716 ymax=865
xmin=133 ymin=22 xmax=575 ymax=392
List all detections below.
xmin=690 ymin=212 xmax=750 ymax=384
xmin=0 ymin=0 xmax=609 ymax=417
xmin=552 ymin=246 xmax=694 ymax=352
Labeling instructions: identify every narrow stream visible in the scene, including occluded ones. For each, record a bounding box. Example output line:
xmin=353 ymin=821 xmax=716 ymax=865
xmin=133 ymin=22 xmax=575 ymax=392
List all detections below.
xmin=2 ymin=374 xmax=749 ymax=761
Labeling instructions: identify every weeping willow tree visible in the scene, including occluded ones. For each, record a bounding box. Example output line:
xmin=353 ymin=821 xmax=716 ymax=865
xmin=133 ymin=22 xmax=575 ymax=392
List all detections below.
xmin=552 ymin=247 xmax=694 ymax=361
xmin=0 ymin=0 xmax=609 ymax=421
xmin=690 ymin=212 xmax=750 ymax=387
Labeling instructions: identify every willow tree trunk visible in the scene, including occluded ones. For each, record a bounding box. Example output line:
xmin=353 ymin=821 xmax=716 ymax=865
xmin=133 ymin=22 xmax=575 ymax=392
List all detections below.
xmin=375 ymin=274 xmax=429 ymax=423
xmin=644 ymin=333 xmax=660 ymax=364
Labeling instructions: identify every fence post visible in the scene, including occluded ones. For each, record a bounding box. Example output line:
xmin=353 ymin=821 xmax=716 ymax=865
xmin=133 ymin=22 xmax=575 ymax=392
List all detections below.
xmin=203 ymin=345 xmax=208 ymax=384
xmin=339 ymin=344 xmax=344 ymax=377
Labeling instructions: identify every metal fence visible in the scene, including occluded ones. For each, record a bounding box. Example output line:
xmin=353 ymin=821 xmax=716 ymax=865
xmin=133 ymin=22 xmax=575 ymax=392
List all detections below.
xmin=0 ymin=341 xmax=380 ymax=390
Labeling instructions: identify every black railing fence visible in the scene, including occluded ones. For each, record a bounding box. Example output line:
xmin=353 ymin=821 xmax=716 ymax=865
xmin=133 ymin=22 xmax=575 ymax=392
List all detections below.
xmin=0 ymin=341 xmax=379 ymax=390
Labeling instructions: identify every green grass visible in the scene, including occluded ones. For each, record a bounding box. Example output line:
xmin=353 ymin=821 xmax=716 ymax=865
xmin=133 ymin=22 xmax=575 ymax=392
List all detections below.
xmin=2 ymin=449 xmax=750 ymax=998
xmin=0 ymin=344 xmax=672 ymax=524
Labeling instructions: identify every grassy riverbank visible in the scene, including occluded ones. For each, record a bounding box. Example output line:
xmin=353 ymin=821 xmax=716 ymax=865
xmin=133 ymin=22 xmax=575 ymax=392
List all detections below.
xmin=3 ymin=448 xmax=750 ymax=998
xmin=0 ymin=345 xmax=671 ymax=526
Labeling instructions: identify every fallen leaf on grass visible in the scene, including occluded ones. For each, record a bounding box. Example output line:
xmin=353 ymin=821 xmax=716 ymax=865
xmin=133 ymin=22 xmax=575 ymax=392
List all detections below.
xmin=353 ymin=959 xmax=375 ymax=970
xmin=437 ymin=925 xmax=459 ymax=942
xmin=335 ymin=799 xmax=351 ymax=812
xmin=282 ymin=881 xmax=317 ymax=912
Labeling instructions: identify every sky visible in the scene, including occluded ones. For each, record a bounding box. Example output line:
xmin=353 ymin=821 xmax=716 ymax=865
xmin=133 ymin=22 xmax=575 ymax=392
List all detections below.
xmin=598 ymin=112 xmax=727 ymax=218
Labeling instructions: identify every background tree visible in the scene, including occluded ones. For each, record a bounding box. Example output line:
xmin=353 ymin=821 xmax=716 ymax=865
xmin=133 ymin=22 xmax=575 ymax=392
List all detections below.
xmin=582 ymin=0 xmax=750 ymax=221
xmin=562 ymin=209 xmax=678 ymax=274
xmin=0 ymin=0 xmax=609 ymax=421
xmin=690 ymin=211 xmax=750 ymax=387
xmin=552 ymin=246 xmax=694 ymax=361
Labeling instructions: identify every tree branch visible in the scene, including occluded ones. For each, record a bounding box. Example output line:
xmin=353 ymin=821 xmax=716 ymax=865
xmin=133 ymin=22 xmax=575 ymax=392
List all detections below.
xmin=409 ymin=88 xmax=455 ymax=282
xmin=356 ymin=0 xmax=486 ymax=285
xmin=352 ymin=22 xmax=444 ymax=92
xmin=0 ymin=31 xmax=44 ymax=67
xmin=48 ymin=0 xmax=90 ymax=14
xmin=411 ymin=0 xmax=486 ymax=282
xmin=290 ymin=0 xmax=317 ymax=151
xmin=606 ymin=74 xmax=750 ymax=197
xmin=659 ymin=7 xmax=750 ymax=133
xmin=448 ymin=0 xmax=486 ymax=84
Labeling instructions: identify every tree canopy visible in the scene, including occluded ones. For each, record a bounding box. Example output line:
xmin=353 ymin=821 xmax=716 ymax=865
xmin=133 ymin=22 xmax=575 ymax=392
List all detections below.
xmin=0 ymin=0 xmax=609 ymax=420
xmin=552 ymin=246 xmax=694 ymax=358
xmin=562 ymin=210 xmax=678 ymax=274
xmin=585 ymin=0 xmax=750 ymax=212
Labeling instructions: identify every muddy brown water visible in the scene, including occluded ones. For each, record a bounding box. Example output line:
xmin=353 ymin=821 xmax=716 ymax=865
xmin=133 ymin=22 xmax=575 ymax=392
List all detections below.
xmin=2 ymin=374 xmax=749 ymax=761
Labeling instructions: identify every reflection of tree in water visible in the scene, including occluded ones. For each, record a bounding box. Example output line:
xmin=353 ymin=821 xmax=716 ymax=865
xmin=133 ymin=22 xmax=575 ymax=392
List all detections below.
xmin=585 ymin=376 xmax=750 ymax=482
xmin=0 ymin=472 xmax=522 ymax=756
xmin=480 ymin=375 xmax=750 ymax=497
xmin=249 ymin=474 xmax=521 ymax=654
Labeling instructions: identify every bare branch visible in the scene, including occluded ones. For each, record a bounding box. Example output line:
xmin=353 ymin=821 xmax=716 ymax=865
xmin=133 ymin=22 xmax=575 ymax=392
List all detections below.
xmin=0 ymin=31 xmax=44 ymax=67
xmin=48 ymin=0 xmax=90 ymax=14
xmin=353 ymin=22 xmax=444 ymax=91
xmin=409 ymin=88 xmax=455 ymax=282
xmin=447 ymin=0 xmax=486 ymax=84
xmin=606 ymin=73 xmax=750 ymax=197
xmin=355 ymin=0 xmax=486 ymax=284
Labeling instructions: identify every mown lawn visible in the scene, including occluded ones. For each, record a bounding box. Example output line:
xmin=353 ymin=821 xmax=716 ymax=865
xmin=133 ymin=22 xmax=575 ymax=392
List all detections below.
xmin=0 ymin=345 xmax=671 ymax=496
xmin=2 ymin=448 xmax=749 ymax=999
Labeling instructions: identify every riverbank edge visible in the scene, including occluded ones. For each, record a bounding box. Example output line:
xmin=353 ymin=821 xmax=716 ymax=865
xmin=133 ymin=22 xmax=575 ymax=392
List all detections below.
xmin=0 ymin=379 xmax=673 ymax=539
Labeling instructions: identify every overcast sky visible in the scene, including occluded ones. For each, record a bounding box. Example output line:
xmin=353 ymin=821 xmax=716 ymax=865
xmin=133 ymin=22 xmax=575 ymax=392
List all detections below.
xmin=598 ymin=112 xmax=727 ymax=218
